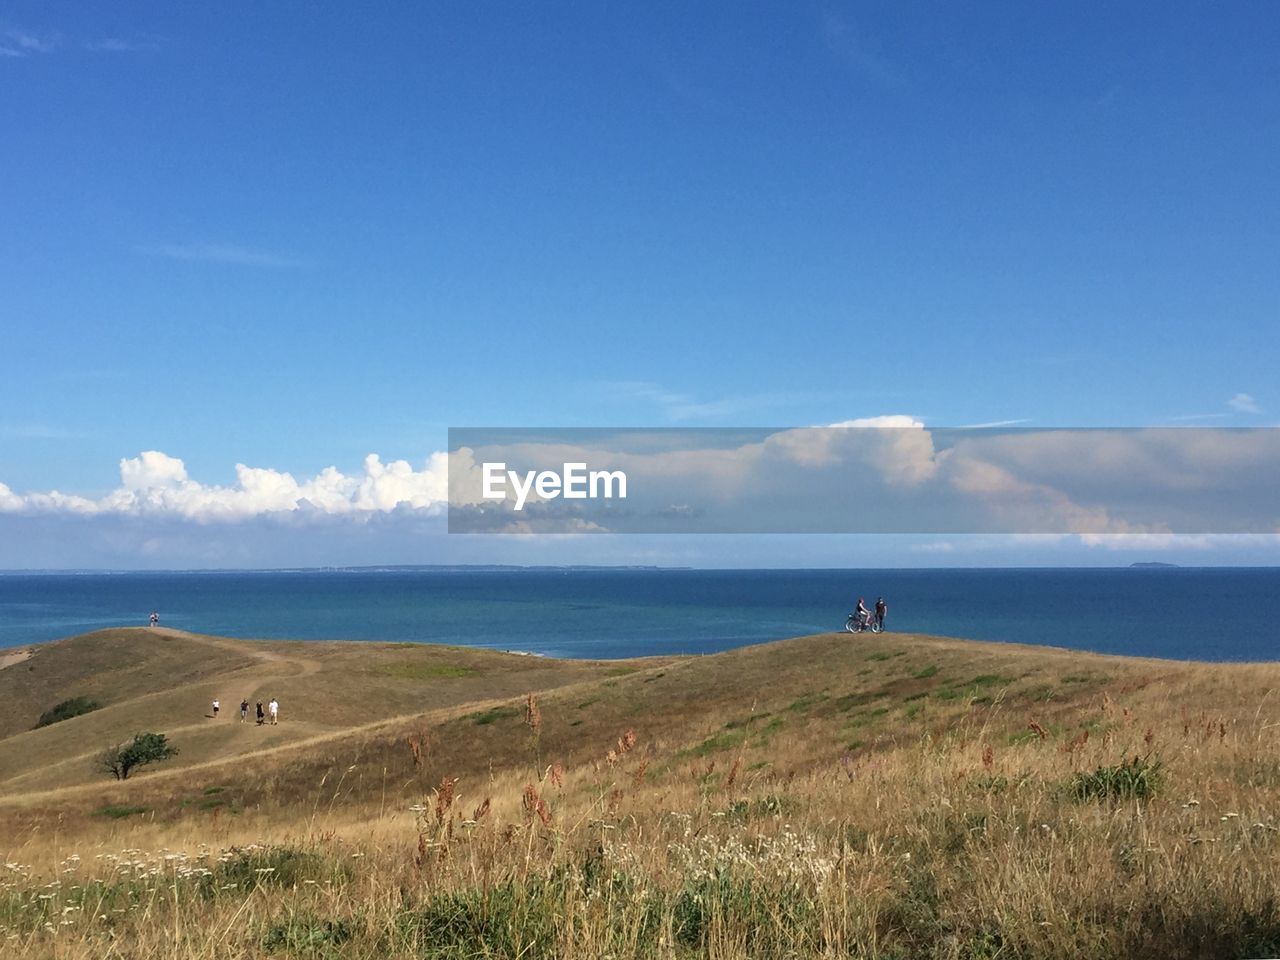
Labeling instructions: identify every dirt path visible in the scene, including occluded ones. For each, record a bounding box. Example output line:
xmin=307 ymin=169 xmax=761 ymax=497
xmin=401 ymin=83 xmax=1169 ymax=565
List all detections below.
xmin=0 ymin=648 xmax=32 ymax=672
xmin=0 ymin=631 xmax=329 ymax=794
xmin=150 ymin=627 xmax=323 ymax=679
xmin=147 ymin=627 xmax=324 ymax=716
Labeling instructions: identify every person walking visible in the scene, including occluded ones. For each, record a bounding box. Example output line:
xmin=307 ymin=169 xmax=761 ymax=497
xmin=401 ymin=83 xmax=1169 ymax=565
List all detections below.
xmin=875 ymin=597 xmax=888 ymax=632
xmin=149 ymin=611 xmax=159 ymax=627
xmin=268 ymin=697 xmax=279 ymax=725
xmin=211 ymin=698 xmax=220 ymax=719
xmin=256 ymin=701 xmax=265 ymax=725
xmin=239 ymin=699 xmax=249 ymax=723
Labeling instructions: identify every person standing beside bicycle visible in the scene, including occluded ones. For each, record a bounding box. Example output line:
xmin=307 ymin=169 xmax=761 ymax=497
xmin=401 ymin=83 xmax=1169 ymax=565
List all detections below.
xmin=875 ymin=597 xmax=887 ymax=632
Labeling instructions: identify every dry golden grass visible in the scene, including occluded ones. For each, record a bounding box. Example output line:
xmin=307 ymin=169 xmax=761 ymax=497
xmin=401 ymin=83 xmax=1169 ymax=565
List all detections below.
xmin=2 ymin=628 xmax=1279 ymax=958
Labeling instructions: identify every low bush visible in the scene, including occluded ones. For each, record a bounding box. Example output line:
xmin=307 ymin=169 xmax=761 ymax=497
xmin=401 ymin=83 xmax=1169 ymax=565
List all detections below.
xmin=35 ymin=696 xmax=100 ymax=728
xmin=1070 ymin=756 xmax=1162 ymax=802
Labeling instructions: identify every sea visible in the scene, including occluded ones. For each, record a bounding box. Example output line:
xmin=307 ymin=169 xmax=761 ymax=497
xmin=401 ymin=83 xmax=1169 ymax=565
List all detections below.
xmin=0 ymin=567 xmax=1276 ymax=662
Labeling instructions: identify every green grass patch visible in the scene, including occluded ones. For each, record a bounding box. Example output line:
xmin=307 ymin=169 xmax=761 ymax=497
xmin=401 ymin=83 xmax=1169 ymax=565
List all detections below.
xmin=833 ymin=690 xmax=881 ymax=712
xmin=605 ymin=666 xmax=637 ymax=677
xmin=1019 ymin=683 xmax=1057 ymax=703
xmin=468 ymin=705 xmax=520 ymax=726
xmin=787 ymin=692 xmax=828 ymax=713
xmin=203 ymin=785 xmax=224 ymax=795
xmin=95 ymin=804 xmax=148 ymax=819
xmin=577 ymin=697 xmax=600 ymax=710
xmin=1070 ymin=756 xmax=1163 ymax=802
xmin=261 ymin=915 xmax=354 ymax=954
xmin=969 ymin=674 xmax=1014 ymax=688
xmin=724 ymin=711 xmax=773 ymax=730
xmin=35 ymin=695 xmax=101 ymax=728
xmin=937 ymin=674 xmax=1013 ymax=703
xmin=218 ymin=846 xmax=346 ymax=891
xmin=913 ymin=664 xmax=940 ymax=680
xmin=380 ymin=662 xmax=477 ymax=681
xmin=688 ymin=730 xmax=747 ymax=758
xmin=866 ymin=652 xmax=892 ymax=662
xmin=725 ymin=795 xmax=796 ymax=821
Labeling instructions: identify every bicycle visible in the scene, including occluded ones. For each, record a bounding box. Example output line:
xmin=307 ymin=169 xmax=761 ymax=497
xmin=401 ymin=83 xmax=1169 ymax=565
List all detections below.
xmin=844 ymin=611 xmax=882 ymax=634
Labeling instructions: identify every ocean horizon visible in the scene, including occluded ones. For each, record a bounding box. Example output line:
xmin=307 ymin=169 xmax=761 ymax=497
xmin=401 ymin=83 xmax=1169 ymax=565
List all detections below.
xmin=2 ymin=566 xmax=1277 ymax=663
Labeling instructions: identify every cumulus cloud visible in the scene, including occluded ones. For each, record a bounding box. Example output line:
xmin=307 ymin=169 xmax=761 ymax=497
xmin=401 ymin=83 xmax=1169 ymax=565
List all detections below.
xmin=0 ymin=451 xmax=450 ymax=522
xmin=1229 ymin=392 xmax=1261 ymax=414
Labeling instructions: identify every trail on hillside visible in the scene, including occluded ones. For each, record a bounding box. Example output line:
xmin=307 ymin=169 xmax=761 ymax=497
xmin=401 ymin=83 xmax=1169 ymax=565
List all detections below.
xmin=0 ymin=648 xmax=32 ymax=671
xmin=0 ymin=630 xmax=327 ymax=794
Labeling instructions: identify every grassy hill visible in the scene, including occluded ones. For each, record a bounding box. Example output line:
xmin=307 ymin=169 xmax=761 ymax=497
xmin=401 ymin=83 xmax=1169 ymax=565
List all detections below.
xmin=2 ymin=627 xmax=1279 ymax=958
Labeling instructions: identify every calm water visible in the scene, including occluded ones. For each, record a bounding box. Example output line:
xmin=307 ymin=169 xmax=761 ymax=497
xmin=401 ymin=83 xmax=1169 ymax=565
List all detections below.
xmin=0 ymin=568 xmax=1277 ymax=662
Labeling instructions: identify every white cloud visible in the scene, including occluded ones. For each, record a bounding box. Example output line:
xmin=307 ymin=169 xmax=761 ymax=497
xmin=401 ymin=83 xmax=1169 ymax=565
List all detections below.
xmin=958 ymin=419 xmax=1032 ymax=429
xmin=1078 ymin=533 xmax=1280 ymax=551
xmin=0 ymin=451 xmax=451 ymax=522
xmin=1229 ymin=392 xmax=1261 ymax=414
xmin=3 ymin=28 xmax=58 ymax=55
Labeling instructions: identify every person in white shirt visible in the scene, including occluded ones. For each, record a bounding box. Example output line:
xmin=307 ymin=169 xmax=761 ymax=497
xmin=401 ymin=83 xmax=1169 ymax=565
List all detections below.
xmin=268 ymin=698 xmax=279 ymax=725
xmin=212 ymin=698 xmax=220 ymax=718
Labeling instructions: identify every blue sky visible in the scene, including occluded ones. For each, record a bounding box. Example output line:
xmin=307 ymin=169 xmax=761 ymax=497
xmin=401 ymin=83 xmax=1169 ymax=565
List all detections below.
xmin=1 ymin=3 xmax=1277 ymax=567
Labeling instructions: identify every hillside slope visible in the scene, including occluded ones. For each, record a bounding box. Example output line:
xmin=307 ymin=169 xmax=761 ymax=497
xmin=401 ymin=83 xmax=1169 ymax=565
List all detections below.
xmin=3 ymin=629 xmax=1280 ymax=959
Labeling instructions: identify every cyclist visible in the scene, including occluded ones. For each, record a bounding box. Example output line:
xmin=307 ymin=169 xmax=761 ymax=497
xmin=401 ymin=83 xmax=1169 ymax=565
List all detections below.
xmin=854 ymin=597 xmax=871 ymax=630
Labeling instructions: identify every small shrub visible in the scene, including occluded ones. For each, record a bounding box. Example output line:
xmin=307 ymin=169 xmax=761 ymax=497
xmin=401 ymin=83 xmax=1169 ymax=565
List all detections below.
xmin=94 ymin=804 xmax=148 ymax=819
xmin=218 ymin=846 xmax=340 ymax=890
xmin=35 ymin=696 xmax=101 ymax=728
xmin=1070 ymin=756 xmax=1163 ymax=802
xmin=261 ymin=915 xmax=354 ymax=954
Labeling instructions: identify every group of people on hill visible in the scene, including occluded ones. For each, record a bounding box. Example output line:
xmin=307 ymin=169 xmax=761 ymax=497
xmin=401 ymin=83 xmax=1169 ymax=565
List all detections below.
xmin=144 ymin=614 xmax=281 ymax=725
xmin=211 ymin=697 xmax=279 ymax=725
xmin=852 ymin=596 xmax=889 ymax=631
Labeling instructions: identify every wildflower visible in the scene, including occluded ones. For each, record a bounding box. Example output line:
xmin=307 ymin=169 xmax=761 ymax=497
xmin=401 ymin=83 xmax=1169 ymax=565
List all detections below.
xmin=434 ymin=776 xmax=459 ymax=824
